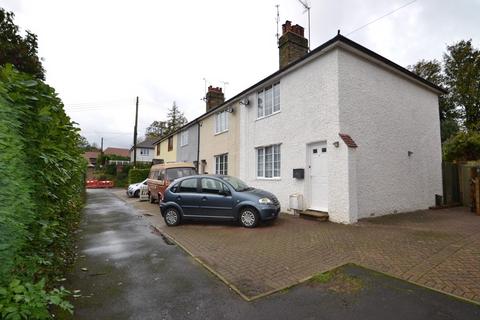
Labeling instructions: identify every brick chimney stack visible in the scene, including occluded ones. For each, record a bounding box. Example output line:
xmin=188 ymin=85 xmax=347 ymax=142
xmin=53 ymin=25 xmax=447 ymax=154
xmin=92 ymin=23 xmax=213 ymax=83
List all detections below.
xmin=278 ymin=20 xmax=308 ymax=69
xmin=206 ymin=86 xmax=225 ymax=112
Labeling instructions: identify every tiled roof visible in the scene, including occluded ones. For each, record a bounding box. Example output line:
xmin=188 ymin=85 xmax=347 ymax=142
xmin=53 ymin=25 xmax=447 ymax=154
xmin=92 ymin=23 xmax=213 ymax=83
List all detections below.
xmin=339 ymin=133 xmax=358 ymax=148
xmin=135 ymin=138 xmax=157 ymax=148
xmin=83 ymin=151 xmax=99 ymax=159
xmin=104 ymin=147 xmax=130 ymax=157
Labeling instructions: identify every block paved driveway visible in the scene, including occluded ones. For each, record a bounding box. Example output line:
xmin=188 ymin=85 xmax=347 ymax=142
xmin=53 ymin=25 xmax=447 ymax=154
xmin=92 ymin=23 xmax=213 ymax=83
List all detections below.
xmin=117 ymin=190 xmax=480 ymax=303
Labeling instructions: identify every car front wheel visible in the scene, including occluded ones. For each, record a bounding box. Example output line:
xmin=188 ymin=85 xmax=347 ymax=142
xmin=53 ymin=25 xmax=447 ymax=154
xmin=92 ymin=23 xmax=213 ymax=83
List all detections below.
xmin=134 ymin=190 xmax=140 ymax=198
xmin=239 ymin=207 xmax=259 ymax=228
xmin=164 ymin=207 xmax=181 ymax=226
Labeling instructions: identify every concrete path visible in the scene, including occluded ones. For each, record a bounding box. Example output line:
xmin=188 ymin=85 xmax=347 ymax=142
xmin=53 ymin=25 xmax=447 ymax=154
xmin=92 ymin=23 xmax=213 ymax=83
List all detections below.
xmin=63 ymin=189 xmax=480 ymax=319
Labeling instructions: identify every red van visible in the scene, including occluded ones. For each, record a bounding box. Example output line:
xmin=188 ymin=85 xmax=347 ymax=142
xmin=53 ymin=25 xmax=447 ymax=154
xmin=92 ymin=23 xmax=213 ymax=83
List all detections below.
xmin=147 ymin=162 xmax=196 ymax=203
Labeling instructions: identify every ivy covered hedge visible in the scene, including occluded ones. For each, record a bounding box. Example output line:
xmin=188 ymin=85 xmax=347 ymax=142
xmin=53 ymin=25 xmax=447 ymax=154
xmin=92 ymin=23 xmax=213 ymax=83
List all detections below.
xmin=128 ymin=168 xmax=150 ymax=184
xmin=0 ymin=65 xmax=85 ymax=318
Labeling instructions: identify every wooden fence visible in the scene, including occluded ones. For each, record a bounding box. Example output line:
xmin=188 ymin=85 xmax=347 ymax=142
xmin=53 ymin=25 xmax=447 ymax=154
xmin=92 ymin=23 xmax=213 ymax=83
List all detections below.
xmin=443 ymin=161 xmax=480 ymax=215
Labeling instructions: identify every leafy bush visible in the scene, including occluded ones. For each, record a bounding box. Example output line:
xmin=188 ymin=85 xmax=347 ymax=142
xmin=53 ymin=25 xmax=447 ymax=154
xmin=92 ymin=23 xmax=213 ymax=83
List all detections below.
xmin=443 ymin=130 xmax=480 ymax=161
xmin=0 ymin=279 xmax=72 ymax=319
xmin=129 ymin=168 xmax=150 ymax=184
xmin=0 ymin=65 xmax=84 ymax=318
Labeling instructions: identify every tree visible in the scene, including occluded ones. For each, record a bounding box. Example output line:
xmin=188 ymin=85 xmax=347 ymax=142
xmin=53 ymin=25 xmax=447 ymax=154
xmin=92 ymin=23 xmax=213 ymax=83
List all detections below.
xmin=78 ymin=135 xmax=100 ymax=151
xmin=0 ymin=8 xmax=45 ymax=79
xmin=443 ymin=131 xmax=480 ymax=161
xmin=145 ymin=120 xmax=167 ymax=139
xmin=165 ymin=101 xmax=187 ymax=135
xmin=443 ymin=40 xmax=480 ymax=131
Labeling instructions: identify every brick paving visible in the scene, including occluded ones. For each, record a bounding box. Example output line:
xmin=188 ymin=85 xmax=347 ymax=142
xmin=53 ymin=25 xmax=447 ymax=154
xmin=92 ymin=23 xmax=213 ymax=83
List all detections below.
xmin=114 ymin=190 xmax=480 ymax=303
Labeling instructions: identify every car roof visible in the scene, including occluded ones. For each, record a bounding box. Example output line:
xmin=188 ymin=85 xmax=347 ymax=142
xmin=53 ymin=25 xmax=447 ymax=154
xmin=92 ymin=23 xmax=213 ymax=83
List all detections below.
xmin=150 ymin=162 xmax=196 ymax=170
xmin=173 ymin=174 xmax=229 ymax=182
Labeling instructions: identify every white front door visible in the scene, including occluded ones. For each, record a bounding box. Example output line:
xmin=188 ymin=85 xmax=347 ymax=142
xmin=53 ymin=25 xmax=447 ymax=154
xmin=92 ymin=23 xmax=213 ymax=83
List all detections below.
xmin=309 ymin=142 xmax=328 ymax=212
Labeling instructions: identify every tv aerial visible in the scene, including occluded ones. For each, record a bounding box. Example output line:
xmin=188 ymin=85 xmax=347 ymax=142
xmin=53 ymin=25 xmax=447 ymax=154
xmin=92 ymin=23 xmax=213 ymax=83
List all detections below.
xmin=297 ymin=0 xmax=311 ymax=51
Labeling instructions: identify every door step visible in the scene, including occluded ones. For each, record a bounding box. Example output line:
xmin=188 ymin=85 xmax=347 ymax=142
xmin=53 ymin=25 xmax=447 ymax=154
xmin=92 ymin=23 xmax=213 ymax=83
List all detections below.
xmin=299 ymin=210 xmax=329 ymax=222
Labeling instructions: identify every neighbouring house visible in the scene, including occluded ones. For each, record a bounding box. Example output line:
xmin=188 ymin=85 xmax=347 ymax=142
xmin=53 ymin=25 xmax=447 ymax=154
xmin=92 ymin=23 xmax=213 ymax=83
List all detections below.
xmin=83 ymin=151 xmax=99 ymax=167
xmin=176 ymin=121 xmax=199 ymax=165
xmin=104 ymin=147 xmax=130 ymax=158
xmin=153 ymin=134 xmax=177 ymax=164
xmin=147 ymin=20 xmax=444 ymax=224
xmin=198 ymin=87 xmax=241 ymax=176
xmin=130 ymin=138 xmax=156 ymax=163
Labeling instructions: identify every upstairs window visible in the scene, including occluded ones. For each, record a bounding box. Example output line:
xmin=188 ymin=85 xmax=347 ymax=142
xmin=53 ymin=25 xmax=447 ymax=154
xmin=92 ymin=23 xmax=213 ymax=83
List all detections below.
xmin=168 ymin=137 xmax=173 ymax=151
xmin=215 ymin=111 xmax=229 ymax=134
xmin=180 ymin=131 xmax=188 ymax=147
xmin=156 ymin=145 xmax=160 ymax=156
xmin=140 ymin=148 xmax=150 ymax=155
xmin=257 ymin=82 xmax=280 ymax=118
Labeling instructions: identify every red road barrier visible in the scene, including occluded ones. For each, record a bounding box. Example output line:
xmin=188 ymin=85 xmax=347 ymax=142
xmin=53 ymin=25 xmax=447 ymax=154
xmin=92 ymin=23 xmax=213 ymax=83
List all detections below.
xmin=86 ymin=180 xmax=114 ymax=189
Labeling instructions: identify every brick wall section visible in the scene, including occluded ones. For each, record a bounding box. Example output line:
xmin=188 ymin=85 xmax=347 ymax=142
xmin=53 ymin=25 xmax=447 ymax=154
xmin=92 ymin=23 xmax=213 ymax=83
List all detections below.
xmin=278 ymin=21 xmax=308 ymax=69
xmin=206 ymin=86 xmax=225 ymax=112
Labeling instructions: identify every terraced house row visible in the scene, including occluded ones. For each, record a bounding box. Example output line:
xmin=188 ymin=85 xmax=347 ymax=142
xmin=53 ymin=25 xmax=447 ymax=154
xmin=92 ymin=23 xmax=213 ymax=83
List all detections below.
xmin=152 ymin=21 xmax=445 ymax=224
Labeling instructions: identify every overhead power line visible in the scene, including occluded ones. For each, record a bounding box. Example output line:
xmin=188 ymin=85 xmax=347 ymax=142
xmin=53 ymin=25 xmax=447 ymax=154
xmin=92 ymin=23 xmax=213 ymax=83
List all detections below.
xmin=346 ymin=0 xmax=418 ymax=36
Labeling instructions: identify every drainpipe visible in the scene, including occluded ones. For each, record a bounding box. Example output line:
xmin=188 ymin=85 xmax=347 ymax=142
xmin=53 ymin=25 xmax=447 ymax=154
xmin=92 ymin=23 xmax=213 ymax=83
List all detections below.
xmin=196 ymin=121 xmax=201 ymax=173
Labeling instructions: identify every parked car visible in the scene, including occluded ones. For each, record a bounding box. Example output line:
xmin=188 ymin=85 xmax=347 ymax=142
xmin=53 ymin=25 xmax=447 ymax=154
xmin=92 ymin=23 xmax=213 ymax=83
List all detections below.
xmin=147 ymin=162 xmax=197 ymax=203
xmin=160 ymin=175 xmax=280 ymax=228
xmin=126 ymin=179 xmax=147 ymax=198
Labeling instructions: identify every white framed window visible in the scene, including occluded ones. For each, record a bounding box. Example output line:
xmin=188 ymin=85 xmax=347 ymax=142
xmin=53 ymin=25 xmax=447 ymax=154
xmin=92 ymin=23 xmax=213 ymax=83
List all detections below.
xmin=215 ymin=153 xmax=228 ymax=175
xmin=140 ymin=148 xmax=150 ymax=156
xmin=257 ymin=82 xmax=280 ymax=119
xmin=180 ymin=130 xmax=188 ymax=147
xmin=256 ymin=145 xmax=280 ymax=178
xmin=215 ymin=111 xmax=229 ymax=134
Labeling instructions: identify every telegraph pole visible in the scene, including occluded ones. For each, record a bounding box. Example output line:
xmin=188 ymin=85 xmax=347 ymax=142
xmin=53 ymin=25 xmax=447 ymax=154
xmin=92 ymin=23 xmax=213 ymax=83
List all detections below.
xmin=100 ymin=137 xmax=104 ymax=165
xmin=133 ymin=96 xmax=139 ymax=167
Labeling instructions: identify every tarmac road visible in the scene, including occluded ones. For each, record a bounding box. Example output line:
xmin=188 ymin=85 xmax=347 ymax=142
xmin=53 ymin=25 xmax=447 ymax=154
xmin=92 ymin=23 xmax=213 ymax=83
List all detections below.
xmin=63 ymin=189 xmax=480 ymax=320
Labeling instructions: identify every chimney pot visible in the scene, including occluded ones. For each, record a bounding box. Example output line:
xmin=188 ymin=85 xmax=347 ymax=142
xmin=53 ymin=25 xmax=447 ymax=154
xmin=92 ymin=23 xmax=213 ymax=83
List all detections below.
xmin=278 ymin=20 xmax=308 ymax=69
xmin=206 ymin=85 xmax=225 ymax=112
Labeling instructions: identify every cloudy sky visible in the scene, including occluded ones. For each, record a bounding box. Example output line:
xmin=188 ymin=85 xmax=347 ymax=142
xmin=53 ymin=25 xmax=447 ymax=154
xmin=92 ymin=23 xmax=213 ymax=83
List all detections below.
xmin=1 ymin=0 xmax=479 ymax=148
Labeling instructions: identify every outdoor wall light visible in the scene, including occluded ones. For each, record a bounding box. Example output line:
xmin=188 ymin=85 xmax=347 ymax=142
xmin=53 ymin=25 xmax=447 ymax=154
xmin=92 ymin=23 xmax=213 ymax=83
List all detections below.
xmin=408 ymin=151 xmax=413 ymax=157
xmin=333 ymin=141 xmax=340 ymax=148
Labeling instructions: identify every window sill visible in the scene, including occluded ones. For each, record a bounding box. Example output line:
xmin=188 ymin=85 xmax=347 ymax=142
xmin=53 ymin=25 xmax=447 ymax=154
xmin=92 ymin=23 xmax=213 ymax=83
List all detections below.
xmin=214 ymin=129 xmax=229 ymax=136
xmin=256 ymin=110 xmax=281 ymax=122
xmin=180 ymin=144 xmax=188 ymax=147
xmin=256 ymin=177 xmax=281 ymax=181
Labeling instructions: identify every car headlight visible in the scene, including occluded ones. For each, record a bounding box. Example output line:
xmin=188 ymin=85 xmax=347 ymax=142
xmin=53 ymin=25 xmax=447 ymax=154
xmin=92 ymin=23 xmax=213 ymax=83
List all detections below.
xmin=259 ymin=197 xmax=273 ymax=204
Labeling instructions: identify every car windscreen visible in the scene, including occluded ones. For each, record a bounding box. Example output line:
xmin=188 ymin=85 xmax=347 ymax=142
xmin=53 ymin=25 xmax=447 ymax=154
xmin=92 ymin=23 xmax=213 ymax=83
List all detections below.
xmin=221 ymin=176 xmax=251 ymax=191
xmin=166 ymin=167 xmax=196 ymax=181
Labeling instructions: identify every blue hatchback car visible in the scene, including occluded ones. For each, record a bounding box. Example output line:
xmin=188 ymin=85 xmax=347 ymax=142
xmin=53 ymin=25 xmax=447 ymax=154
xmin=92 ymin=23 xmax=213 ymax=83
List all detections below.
xmin=159 ymin=175 xmax=280 ymax=228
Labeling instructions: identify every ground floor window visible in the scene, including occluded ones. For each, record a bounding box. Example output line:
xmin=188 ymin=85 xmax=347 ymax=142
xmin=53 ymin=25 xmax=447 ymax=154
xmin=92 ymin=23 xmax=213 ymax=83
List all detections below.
xmin=215 ymin=153 xmax=228 ymax=175
xmin=256 ymin=144 xmax=280 ymax=178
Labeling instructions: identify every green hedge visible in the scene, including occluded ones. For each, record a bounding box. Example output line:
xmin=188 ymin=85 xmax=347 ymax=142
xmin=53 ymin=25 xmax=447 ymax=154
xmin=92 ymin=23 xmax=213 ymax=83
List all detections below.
xmin=128 ymin=168 xmax=150 ymax=184
xmin=0 ymin=65 xmax=84 ymax=318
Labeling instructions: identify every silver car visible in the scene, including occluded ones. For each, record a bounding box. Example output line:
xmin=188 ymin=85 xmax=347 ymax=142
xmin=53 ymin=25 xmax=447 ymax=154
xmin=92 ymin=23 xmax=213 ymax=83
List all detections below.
xmin=126 ymin=179 xmax=147 ymax=198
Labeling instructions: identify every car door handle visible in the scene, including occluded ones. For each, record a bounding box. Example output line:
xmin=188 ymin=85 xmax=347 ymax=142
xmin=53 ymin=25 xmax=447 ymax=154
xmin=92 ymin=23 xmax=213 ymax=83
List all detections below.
xmin=201 ymin=196 xmax=208 ymax=201
xmin=176 ymin=196 xmax=182 ymax=201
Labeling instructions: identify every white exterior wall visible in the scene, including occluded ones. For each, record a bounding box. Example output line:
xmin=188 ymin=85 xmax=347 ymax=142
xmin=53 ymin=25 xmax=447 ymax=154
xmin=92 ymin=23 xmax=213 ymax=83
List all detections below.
xmin=129 ymin=148 xmax=154 ymax=163
xmin=337 ymin=48 xmax=443 ymax=219
xmin=239 ymin=49 xmax=355 ymax=223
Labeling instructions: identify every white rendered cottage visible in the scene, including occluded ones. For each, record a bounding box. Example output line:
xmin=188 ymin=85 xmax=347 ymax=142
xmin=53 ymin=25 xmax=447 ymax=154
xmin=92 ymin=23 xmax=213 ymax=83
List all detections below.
xmin=236 ymin=21 xmax=444 ymax=223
